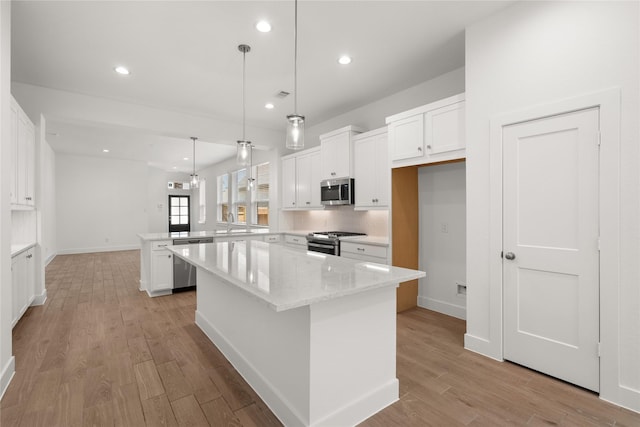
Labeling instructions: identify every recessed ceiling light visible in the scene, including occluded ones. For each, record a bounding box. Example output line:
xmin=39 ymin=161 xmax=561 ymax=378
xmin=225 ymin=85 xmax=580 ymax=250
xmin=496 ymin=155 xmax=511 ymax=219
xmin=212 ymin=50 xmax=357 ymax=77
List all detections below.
xmin=338 ymin=55 xmax=352 ymax=65
xmin=183 ymin=157 xmax=189 ymax=161
xmin=265 ymin=103 xmax=274 ymax=110
xmin=256 ymin=20 xmax=272 ymax=33
xmin=172 ymin=166 xmax=177 ymax=170
xmin=102 ymin=149 xmax=110 ymax=153
xmin=114 ymin=65 xmax=130 ymax=75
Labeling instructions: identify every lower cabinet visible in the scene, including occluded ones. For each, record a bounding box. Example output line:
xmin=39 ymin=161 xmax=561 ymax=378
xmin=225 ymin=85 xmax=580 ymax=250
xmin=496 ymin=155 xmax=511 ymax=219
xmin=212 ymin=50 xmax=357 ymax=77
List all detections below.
xmin=340 ymin=242 xmax=389 ymax=264
xmin=11 ymin=247 xmax=36 ymax=328
xmin=150 ymin=240 xmax=173 ymax=293
xmin=284 ymin=234 xmax=307 ymax=249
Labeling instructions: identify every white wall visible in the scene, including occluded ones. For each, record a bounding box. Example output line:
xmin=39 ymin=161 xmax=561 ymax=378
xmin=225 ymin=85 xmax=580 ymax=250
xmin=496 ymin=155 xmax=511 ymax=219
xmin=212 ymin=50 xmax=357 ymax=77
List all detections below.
xmin=40 ymin=137 xmax=56 ymax=264
xmin=56 ymin=154 xmax=149 ymax=254
xmin=465 ymin=1 xmax=639 ymax=411
xmin=0 ymin=0 xmax=13 ymax=400
xmin=146 ymin=167 xmax=191 ymax=233
xmin=418 ymin=162 xmax=466 ymax=319
xmin=281 ymin=209 xmax=389 ymax=237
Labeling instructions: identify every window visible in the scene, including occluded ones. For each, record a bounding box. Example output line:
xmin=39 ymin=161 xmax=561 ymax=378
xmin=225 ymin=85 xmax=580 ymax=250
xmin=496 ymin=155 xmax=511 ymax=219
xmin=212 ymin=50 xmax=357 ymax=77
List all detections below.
xmin=198 ymin=179 xmax=206 ymax=224
xmin=217 ymin=162 xmax=270 ymax=226
xmin=251 ymin=163 xmax=270 ymax=226
xmin=217 ymin=174 xmax=229 ymax=222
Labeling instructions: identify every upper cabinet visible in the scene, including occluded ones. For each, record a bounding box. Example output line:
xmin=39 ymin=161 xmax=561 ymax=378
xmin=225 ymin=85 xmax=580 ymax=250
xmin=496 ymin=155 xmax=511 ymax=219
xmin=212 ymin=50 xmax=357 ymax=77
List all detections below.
xmin=281 ymin=147 xmax=323 ymax=210
xmin=319 ymin=125 xmax=363 ymax=180
xmin=386 ymin=93 xmax=465 ymax=168
xmin=11 ymin=96 xmax=36 ymax=209
xmin=353 ymin=128 xmax=389 ymax=210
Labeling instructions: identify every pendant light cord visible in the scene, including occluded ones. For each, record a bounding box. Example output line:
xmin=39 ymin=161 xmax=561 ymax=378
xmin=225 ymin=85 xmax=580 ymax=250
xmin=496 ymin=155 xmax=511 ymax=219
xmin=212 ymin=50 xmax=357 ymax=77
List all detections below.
xmin=242 ymin=48 xmax=246 ymax=141
xmin=293 ymin=0 xmax=298 ymax=114
xmin=191 ymin=137 xmax=197 ymax=177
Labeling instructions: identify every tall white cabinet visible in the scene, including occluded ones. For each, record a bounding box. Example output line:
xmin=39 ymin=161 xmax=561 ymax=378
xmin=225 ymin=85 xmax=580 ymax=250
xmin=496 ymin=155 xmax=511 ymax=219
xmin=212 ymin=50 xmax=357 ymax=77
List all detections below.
xmin=353 ymin=128 xmax=389 ymax=209
xmin=10 ymin=96 xmax=36 ymax=209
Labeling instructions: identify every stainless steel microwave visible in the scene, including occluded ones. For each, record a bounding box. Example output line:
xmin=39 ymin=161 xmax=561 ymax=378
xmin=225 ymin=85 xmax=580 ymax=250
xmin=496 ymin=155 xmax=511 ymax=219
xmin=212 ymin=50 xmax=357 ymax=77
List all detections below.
xmin=320 ymin=178 xmax=354 ymax=206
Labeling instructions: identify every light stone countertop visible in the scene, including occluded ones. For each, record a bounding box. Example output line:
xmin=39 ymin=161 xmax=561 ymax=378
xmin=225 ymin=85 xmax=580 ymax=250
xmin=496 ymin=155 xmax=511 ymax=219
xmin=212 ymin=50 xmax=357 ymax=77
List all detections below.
xmin=340 ymin=235 xmax=389 ymax=246
xmin=11 ymin=243 xmax=36 ymax=257
xmin=138 ymin=229 xmax=275 ymax=241
xmin=167 ymin=239 xmax=423 ymax=312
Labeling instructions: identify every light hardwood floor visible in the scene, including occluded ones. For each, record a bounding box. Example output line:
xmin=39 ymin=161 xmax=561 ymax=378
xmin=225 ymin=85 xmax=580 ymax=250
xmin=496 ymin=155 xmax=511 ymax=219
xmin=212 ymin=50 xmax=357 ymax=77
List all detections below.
xmin=1 ymin=250 xmax=638 ymax=426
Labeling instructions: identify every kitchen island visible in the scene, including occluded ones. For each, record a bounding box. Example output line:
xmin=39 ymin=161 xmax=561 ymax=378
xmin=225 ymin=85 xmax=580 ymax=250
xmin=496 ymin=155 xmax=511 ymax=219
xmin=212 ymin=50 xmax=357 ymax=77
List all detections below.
xmin=167 ymin=239 xmax=424 ymax=427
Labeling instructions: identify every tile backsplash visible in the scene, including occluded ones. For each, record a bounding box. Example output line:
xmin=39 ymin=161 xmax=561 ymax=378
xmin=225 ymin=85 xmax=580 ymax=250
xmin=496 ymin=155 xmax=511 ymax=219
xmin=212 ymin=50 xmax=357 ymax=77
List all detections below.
xmin=283 ymin=208 xmax=389 ymax=237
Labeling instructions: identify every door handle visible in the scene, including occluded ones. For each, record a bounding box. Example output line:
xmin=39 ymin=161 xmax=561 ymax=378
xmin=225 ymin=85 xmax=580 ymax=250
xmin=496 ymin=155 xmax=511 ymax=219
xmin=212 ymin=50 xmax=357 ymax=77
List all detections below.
xmin=505 ymin=252 xmax=516 ymax=260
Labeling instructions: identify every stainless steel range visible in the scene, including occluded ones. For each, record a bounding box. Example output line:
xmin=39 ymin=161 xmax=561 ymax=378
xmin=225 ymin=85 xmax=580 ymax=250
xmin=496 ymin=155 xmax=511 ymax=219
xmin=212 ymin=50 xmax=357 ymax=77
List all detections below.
xmin=306 ymin=231 xmax=367 ymax=256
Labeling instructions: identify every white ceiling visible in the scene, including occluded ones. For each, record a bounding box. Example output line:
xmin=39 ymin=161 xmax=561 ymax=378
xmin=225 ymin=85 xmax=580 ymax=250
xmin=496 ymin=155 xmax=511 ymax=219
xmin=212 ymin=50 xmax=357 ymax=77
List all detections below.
xmin=11 ymin=0 xmax=514 ymax=172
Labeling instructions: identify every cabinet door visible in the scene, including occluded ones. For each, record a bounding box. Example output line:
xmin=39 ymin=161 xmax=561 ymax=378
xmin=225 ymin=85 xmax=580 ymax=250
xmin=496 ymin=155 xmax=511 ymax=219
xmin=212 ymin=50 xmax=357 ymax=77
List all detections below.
xmin=17 ymin=111 xmax=28 ymax=205
xmin=151 ymin=251 xmax=173 ymax=291
xmin=296 ymin=153 xmax=312 ymax=208
xmin=373 ymin=133 xmax=390 ymax=206
xmin=354 ymin=139 xmax=376 ymax=206
xmin=321 ymin=133 xmax=350 ymax=179
xmin=281 ymin=157 xmax=297 ymax=208
xmin=425 ymin=101 xmax=465 ymax=155
xmin=388 ymin=114 xmax=424 ymax=161
xmin=25 ymin=249 xmax=35 ymax=309
xmin=9 ymin=100 xmax=18 ymax=205
xmin=24 ymin=123 xmax=36 ymax=206
xmin=11 ymin=256 xmax=21 ymax=326
xmin=308 ymin=150 xmax=322 ymax=207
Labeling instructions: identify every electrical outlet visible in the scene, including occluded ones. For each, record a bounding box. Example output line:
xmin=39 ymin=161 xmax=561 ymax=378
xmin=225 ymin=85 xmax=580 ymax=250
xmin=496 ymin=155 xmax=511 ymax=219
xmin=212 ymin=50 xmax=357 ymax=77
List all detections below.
xmin=441 ymin=222 xmax=449 ymax=233
xmin=456 ymin=282 xmax=467 ymax=296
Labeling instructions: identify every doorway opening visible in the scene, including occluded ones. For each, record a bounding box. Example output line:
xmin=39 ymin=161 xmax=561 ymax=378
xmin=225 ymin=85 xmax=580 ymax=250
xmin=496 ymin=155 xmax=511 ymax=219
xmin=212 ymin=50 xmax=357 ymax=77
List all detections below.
xmin=169 ymin=195 xmax=190 ymax=233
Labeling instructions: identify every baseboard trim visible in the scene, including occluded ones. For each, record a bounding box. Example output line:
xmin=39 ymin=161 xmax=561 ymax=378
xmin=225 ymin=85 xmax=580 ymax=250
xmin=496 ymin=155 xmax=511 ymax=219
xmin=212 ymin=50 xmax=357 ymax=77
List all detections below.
xmin=0 ymin=356 xmax=15 ymax=401
xmin=417 ymin=296 xmax=466 ymax=320
xmin=56 ymin=244 xmax=140 ymax=255
xmin=44 ymin=253 xmax=56 ymax=266
xmin=464 ymin=333 xmax=503 ymax=361
xmin=31 ymin=289 xmax=47 ymax=306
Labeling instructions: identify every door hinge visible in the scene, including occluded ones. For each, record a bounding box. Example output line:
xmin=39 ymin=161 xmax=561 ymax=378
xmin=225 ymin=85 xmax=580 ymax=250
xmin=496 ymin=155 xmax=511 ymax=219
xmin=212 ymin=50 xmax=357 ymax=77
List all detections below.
xmin=500 ymin=251 xmax=504 ymax=259
xmin=597 ymin=342 xmax=602 ymax=357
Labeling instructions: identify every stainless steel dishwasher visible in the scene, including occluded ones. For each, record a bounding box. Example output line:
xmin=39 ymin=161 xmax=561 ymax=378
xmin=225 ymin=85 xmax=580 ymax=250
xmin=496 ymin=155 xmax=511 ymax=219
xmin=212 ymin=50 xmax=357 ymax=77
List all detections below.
xmin=172 ymin=237 xmax=213 ymax=292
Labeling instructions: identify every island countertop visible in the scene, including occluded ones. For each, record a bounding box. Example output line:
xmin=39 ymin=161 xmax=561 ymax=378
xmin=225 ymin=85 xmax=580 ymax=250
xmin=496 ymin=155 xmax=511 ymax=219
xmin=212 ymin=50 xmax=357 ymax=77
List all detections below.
xmin=137 ymin=228 xmax=275 ymax=241
xmin=167 ymin=239 xmax=424 ymax=312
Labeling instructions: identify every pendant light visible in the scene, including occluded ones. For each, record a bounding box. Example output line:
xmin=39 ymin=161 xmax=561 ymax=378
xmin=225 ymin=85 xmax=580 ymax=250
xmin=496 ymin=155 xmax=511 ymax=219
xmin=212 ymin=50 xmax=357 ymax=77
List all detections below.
xmin=286 ymin=0 xmax=304 ymax=150
xmin=237 ymin=44 xmax=252 ymax=166
xmin=190 ymin=136 xmax=199 ymax=189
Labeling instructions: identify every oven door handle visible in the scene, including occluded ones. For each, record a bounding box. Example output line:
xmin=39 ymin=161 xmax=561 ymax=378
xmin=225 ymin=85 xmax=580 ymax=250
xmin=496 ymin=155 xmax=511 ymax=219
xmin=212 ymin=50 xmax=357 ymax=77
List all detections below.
xmin=307 ymin=242 xmax=336 ymax=250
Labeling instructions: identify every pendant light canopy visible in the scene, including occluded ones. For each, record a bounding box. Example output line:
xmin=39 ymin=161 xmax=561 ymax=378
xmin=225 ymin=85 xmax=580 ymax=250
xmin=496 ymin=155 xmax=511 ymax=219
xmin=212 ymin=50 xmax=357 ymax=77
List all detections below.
xmin=237 ymin=44 xmax=252 ymax=166
xmin=286 ymin=0 xmax=305 ymax=150
xmin=190 ymin=137 xmax=199 ymax=189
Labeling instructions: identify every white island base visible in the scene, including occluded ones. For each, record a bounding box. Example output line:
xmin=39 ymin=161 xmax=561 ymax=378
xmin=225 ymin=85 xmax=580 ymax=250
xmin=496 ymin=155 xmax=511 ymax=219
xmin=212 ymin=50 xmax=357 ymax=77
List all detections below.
xmin=195 ymin=268 xmax=398 ymax=427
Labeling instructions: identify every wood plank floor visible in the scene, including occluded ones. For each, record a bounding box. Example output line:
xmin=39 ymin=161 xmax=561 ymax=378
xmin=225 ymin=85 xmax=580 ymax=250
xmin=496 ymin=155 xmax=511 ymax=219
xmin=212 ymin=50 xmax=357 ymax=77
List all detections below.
xmin=1 ymin=250 xmax=638 ymax=426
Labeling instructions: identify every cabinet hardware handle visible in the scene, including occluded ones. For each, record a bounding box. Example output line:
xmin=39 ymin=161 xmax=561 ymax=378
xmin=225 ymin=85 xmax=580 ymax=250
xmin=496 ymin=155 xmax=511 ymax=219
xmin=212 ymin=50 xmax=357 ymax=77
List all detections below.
xmin=417 ymin=147 xmax=422 ymax=152
xmin=168 ymin=255 xmax=172 ymax=258
xmin=357 ymin=248 xmax=365 ymax=251
xmin=372 ymin=199 xmax=375 ymax=203
xmin=306 ymin=201 xmax=310 ymax=205
xmin=331 ymin=172 xmax=336 ymax=176
xmin=427 ymin=145 xmax=432 ymax=149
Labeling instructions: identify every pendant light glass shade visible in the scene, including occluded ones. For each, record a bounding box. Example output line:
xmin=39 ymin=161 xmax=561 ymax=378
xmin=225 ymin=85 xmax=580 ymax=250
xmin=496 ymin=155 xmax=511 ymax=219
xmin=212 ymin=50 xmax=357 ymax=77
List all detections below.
xmin=286 ymin=114 xmax=305 ymax=149
xmin=236 ymin=140 xmax=252 ymax=166
xmin=286 ymin=0 xmax=304 ymax=150
xmin=190 ymin=137 xmax=199 ymax=189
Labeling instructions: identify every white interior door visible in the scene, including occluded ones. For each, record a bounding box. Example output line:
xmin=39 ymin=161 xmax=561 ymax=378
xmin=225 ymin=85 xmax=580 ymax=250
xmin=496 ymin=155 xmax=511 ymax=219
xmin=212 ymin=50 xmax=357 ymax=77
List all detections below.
xmin=503 ymin=107 xmax=600 ymax=392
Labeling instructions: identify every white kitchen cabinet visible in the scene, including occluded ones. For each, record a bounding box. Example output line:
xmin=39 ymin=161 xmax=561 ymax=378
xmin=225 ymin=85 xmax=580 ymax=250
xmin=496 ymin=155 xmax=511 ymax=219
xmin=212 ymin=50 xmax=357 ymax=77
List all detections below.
xmin=281 ymin=156 xmax=297 ymax=208
xmin=353 ymin=128 xmax=389 ymax=209
xmin=263 ymin=234 xmax=281 ymax=243
xmin=281 ymin=147 xmax=323 ymax=210
xmin=386 ymin=93 xmax=465 ymax=168
xmin=11 ymin=247 xmax=36 ymax=328
xmin=284 ymin=234 xmax=307 ymax=249
xmin=150 ymin=240 xmax=173 ymax=293
xmin=11 ymin=96 xmax=36 ymax=209
xmin=341 ymin=241 xmax=389 ymax=264
xmin=320 ymin=125 xmax=363 ymax=180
